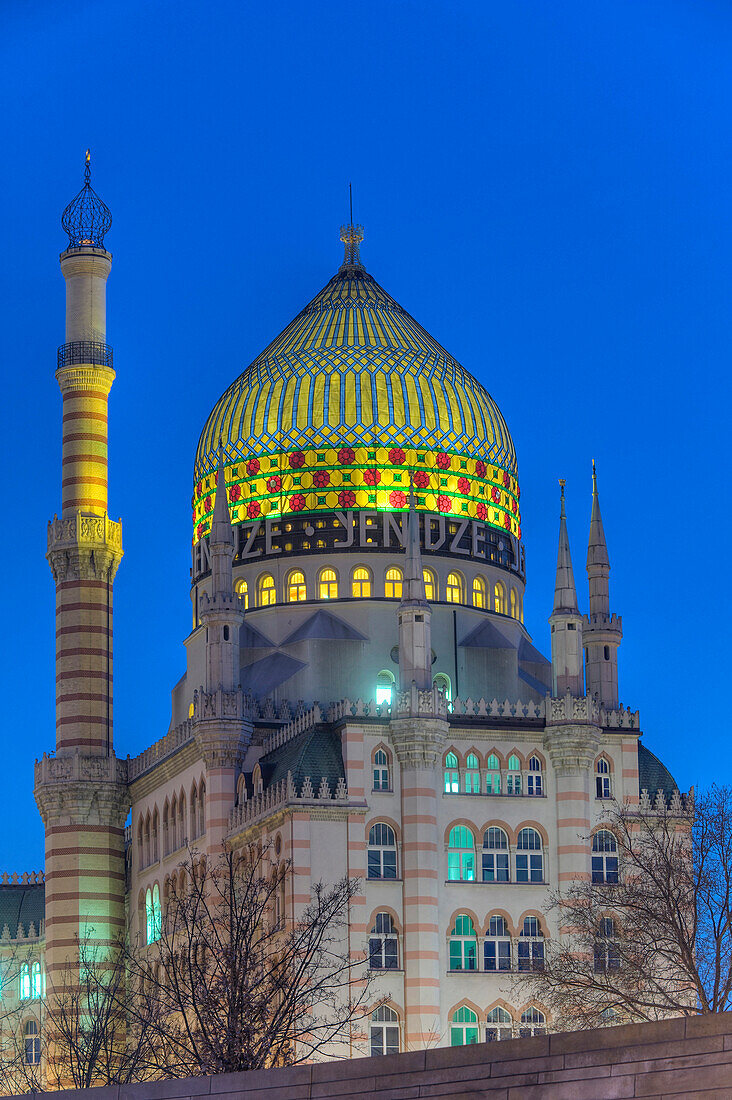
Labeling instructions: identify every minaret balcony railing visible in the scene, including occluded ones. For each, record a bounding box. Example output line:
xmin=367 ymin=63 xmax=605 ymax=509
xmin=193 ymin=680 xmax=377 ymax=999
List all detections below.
xmin=57 ymin=340 xmax=113 ymax=370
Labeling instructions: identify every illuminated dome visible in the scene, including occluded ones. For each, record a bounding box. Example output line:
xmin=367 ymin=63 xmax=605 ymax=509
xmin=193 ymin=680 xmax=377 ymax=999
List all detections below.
xmin=193 ymin=227 xmax=521 ymax=543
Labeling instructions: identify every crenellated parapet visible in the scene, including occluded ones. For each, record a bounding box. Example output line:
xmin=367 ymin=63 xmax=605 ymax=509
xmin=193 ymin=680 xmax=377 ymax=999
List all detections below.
xmin=228 ymin=771 xmax=355 ymax=833
xmin=34 ymin=752 xmax=129 ymax=828
xmin=47 ymin=510 xmax=123 ymax=583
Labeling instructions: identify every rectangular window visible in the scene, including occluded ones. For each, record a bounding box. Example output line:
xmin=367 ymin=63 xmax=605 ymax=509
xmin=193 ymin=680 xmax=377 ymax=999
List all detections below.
xmin=486 ymin=773 xmax=501 ymax=795
xmin=482 ymin=852 xmax=509 ymax=883
xmin=484 ymin=939 xmax=511 ymax=971
xmin=507 ymin=773 xmax=522 ymax=795
xmin=516 ymin=854 xmax=543 ymax=883
xmin=527 ymin=774 xmax=542 ymax=796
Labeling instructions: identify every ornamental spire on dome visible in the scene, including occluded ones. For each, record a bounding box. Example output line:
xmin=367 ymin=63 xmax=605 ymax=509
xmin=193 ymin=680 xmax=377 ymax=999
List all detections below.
xmin=339 ymin=183 xmax=365 ymax=271
xmin=61 ymin=149 xmax=112 ymax=250
xmin=553 ymin=479 xmax=579 ymax=614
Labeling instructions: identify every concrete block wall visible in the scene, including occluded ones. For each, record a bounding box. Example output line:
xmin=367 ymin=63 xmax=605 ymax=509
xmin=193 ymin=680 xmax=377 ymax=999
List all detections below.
xmin=6 ymin=1014 xmax=732 ymax=1100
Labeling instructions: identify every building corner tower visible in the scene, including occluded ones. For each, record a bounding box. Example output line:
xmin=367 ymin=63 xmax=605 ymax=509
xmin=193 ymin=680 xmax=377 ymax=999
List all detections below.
xmin=549 ymin=480 xmax=584 ymax=697
xmin=34 ymin=154 xmax=129 ymax=995
xmin=583 ymin=462 xmax=623 ymax=707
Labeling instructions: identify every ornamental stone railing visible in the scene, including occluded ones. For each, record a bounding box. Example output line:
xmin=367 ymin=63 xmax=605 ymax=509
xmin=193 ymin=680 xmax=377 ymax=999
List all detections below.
xmin=0 ymin=871 xmax=44 ymax=885
xmin=229 ymin=771 xmax=350 ymax=832
xmin=35 ymin=752 xmax=128 ymax=787
xmin=640 ymin=787 xmax=690 ymax=813
xmin=449 ymin=696 xmax=544 ymax=720
xmin=192 ymin=686 xmax=254 ymax=722
xmin=128 ymin=718 xmax=194 ymax=782
xmin=47 ymin=511 xmax=123 ymax=555
xmin=545 ymin=692 xmax=640 ymax=729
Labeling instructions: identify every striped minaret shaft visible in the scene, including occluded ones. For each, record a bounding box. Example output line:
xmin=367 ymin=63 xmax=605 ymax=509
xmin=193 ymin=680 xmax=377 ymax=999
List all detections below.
xmin=35 ymin=161 xmax=128 ymax=1012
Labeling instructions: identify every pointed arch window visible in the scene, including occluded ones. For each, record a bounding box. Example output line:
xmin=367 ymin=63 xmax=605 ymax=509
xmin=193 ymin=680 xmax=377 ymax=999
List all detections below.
xmin=199 ymin=781 xmax=206 ymax=836
xmin=484 ymin=915 xmax=511 ymax=971
xmin=370 ymin=1006 xmax=400 ymax=1056
xmin=516 ymin=828 xmax=544 ymax=882
xmin=352 ymin=566 xmax=372 ymax=597
xmin=286 ymin=570 xmax=307 ymax=602
xmin=507 ymin=754 xmax=522 ymax=795
xmin=510 ymin=587 xmax=518 ymax=619
xmin=592 ymin=831 xmax=619 ymax=884
xmin=367 ymin=823 xmax=397 ymax=880
xmin=318 ymin=567 xmax=338 ymax=599
xmin=19 ymin=963 xmax=30 ymax=999
xmin=482 ymin=827 xmax=509 ymax=883
xmin=385 ymin=567 xmax=403 ymax=599
xmin=486 ymin=753 xmax=501 ymax=795
xmin=444 ymin=752 xmax=459 ymax=794
xmin=519 ymin=1007 xmax=547 ymax=1037
xmin=258 ymin=573 xmax=276 ymax=607
xmin=594 ymin=918 xmax=621 ymax=972
xmin=527 ymin=756 xmax=543 ymax=797
xmin=423 ymin=568 xmax=437 ymax=601
xmin=448 ymin=825 xmax=475 ymax=881
xmin=518 ymin=916 xmax=545 ymax=971
xmin=596 ymin=758 xmax=612 ymax=799
xmin=450 ymin=1005 xmax=479 ymax=1046
xmin=31 ymin=962 xmax=42 ymax=999
xmin=373 ymin=749 xmax=391 ymax=791
xmin=486 ymin=1006 xmax=513 ymax=1042
xmin=472 ymin=576 xmax=486 ymax=608
xmin=449 ymin=915 xmax=477 ymax=971
xmin=464 ymin=753 xmax=480 ymax=794
xmin=368 ymin=913 xmax=398 ymax=970
xmin=446 ymin=572 xmax=463 ymax=603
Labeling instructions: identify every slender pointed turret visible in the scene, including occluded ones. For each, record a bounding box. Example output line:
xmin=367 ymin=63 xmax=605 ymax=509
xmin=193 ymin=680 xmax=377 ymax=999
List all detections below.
xmin=201 ymin=444 xmax=243 ymax=692
xmin=549 ymin=481 xmax=584 ymax=696
xmin=210 ymin=443 xmax=235 ymax=596
xmin=583 ymin=462 xmax=622 ymax=707
xmin=398 ymin=480 xmax=432 ymax=692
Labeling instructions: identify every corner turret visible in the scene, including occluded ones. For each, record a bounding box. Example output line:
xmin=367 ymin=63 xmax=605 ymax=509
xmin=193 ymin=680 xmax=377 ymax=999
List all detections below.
xmin=583 ymin=462 xmax=622 ymax=707
xmin=549 ymin=480 xmax=584 ymax=697
xmin=201 ymin=445 xmax=244 ymax=692
xmin=397 ymin=482 xmax=432 ymax=693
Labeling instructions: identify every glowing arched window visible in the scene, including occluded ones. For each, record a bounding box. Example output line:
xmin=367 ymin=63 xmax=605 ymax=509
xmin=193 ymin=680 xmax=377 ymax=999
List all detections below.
xmin=528 ymin=755 xmax=543 ymax=796
xmin=448 ymin=825 xmax=475 ymax=881
xmin=385 ymin=567 xmax=403 ymax=599
xmin=510 ymin=587 xmax=518 ymax=619
xmin=444 ymin=751 xmax=459 ymax=794
xmin=449 ymin=916 xmax=477 ymax=971
xmin=592 ymin=831 xmax=619 ymax=884
xmin=145 ymin=887 xmax=154 ymax=945
xmin=367 ymin=823 xmax=397 ymax=880
xmin=486 ymin=1005 xmax=513 ymax=1041
xmin=464 ymin=753 xmax=480 ymax=794
xmin=373 ymin=749 xmax=391 ymax=791
xmin=199 ymin=780 xmax=206 ymax=836
xmin=433 ymin=673 xmax=452 ymax=701
xmin=234 ymin=577 xmax=249 ymax=608
xmin=318 ymin=568 xmax=338 ymax=599
xmin=369 ymin=913 xmax=398 ymax=970
xmin=258 ymin=573 xmax=276 ymax=607
xmin=519 ymin=1007 xmax=546 ymax=1037
xmin=493 ymin=582 xmax=506 ymax=614
xmin=484 ymin=916 xmax=511 ymax=972
xmin=486 ymin=753 xmax=501 ymax=795
xmin=19 ymin=963 xmax=30 ymax=999
xmin=24 ymin=1018 xmax=40 ymax=1064
xmin=516 ymin=830 xmax=544 ymax=883
xmin=450 ymin=1005 xmax=479 ymax=1046
xmin=482 ymin=827 xmax=509 ymax=882
xmin=472 ymin=576 xmax=486 ymax=608
xmin=31 ymin=962 xmax=42 ymax=999
xmin=446 ymin=572 xmax=463 ymax=603
xmin=352 ymin=566 xmax=372 ymax=597
xmin=287 ymin=570 xmax=307 ymax=602
xmin=370 ymin=1005 xmax=399 ymax=1056
xmin=152 ymin=884 xmax=162 ymax=942
xmin=376 ymin=670 xmax=395 ymax=706
xmin=423 ymin=568 xmax=437 ymax=601
xmin=507 ymin=754 xmax=522 ymax=795
xmin=518 ymin=917 xmax=545 ymax=972
xmin=596 ymin=757 xmax=612 ymax=799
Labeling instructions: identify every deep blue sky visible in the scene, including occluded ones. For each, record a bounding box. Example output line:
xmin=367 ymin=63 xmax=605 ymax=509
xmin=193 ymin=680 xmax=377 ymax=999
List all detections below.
xmin=1 ymin=1 xmax=729 ymax=871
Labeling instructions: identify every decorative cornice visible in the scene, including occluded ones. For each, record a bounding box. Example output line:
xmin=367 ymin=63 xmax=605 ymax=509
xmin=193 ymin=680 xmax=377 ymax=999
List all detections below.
xmin=389 ymin=714 xmax=449 ymax=769
xmin=47 ymin=511 xmax=123 ymax=583
xmin=56 ymin=362 xmax=115 ymax=395
xmin=34 ymin=752 xmax=129 ymax=827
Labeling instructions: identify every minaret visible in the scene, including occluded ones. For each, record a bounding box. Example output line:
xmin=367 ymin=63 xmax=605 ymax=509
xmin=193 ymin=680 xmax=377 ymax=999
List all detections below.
xmin=583 ymin=462 xmax=623 ymax=707
xmin=549 ymin=480 xmax=584 ymax=697
xmin=397 ymin=483 xmax=432 ymax=693
xmin=35 ymin=153 xmax=128 ymax=1006
xmin=193 ymin=444 xmax=250 ymax=854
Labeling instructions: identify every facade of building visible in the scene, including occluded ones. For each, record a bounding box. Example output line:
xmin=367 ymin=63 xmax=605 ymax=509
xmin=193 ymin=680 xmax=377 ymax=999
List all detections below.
xmin=3 ymin=162 xmax=683 ymax=1063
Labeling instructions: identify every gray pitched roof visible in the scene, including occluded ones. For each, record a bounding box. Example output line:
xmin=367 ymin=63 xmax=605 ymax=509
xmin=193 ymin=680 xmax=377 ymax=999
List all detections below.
xmin=0 ymin=883 xmax=44 ymax=939
xmin=459 ymin=620 xmax=513 ymax=649
xmin=281 ymin=610 xmax=368 ymax=645
xmin=259 ymin=725 xmax=345 ymax=796
xmin=240 ymin=652 xmax=306 ymax=695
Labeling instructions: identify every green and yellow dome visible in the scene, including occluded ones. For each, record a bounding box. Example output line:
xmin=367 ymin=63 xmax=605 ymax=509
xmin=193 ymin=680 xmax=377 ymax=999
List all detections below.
xmin=193 ymin=227 xmax=521 ymax=543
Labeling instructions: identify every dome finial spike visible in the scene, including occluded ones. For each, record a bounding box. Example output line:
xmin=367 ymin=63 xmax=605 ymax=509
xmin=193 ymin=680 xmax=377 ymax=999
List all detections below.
xmin=339 ymin=183 xmax=364 ymax=271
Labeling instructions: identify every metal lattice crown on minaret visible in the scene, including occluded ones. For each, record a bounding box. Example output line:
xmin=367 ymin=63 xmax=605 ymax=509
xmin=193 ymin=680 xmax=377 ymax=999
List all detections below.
xmin=61 ymin=150 xmax=112 ymax=249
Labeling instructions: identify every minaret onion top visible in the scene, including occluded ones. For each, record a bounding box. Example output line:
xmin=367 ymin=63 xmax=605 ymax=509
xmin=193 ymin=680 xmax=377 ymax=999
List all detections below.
xmin=61 ymin=150 xmax=112 ymax=250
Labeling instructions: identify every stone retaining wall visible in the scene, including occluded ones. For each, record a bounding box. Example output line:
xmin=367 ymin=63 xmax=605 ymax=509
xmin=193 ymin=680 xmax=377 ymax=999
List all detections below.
xmin=7 ymin=1014 xmax=732 ymax=1099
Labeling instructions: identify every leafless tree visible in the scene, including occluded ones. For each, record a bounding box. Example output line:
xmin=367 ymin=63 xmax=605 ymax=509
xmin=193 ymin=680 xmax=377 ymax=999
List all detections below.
xmin=514 ymin=786 xmax=732 ymax=1028
xmin=128 ymin=844 xmax=376 ymax=1074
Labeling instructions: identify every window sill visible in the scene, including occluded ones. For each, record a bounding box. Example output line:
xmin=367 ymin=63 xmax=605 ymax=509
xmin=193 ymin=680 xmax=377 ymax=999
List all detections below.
xmin=445 ymin=880 xmax=547 ymax=887
xmin=371 ymin=789 xmax=394 ymax=795
xmin=366 ymin=877 xmax=403 ymax=883
xmin=443 ymin=792 xmax=547 ymax=799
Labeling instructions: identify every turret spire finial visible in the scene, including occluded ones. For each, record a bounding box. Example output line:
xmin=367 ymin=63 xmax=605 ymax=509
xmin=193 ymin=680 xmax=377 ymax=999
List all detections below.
xmin=62 ymin=149 xmax=112 ymax=250
xmin=339 ymin=184 xmax=364 ymax=271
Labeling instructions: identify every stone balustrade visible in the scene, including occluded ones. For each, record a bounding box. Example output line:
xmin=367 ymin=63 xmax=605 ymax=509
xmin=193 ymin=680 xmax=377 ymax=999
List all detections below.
xmin=229 ymin=771 xmax=350 ymax=832
xmin=35 ymin=752 xmax=128 ymax=787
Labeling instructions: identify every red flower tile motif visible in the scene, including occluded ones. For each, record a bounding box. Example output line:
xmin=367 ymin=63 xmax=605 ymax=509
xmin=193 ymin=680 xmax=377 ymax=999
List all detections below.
xmin=437 ymin=494 xmax=452 ymax=512
xmin=503 ymin=513 xmax=511 ymax=530
xmin=457 ymin=476 xmax=470 ymax=494
xmin=197 ymin=481 xmax=203 ymax=497
xmin=475 ymin=460 xmax=486 ymax=478
xmin=191 ymin=510 xmax=196 ymax=525
xmin=313 ymin=470 xmax=330 ymax=488
xmin=413 ymin=470 xmax=430 ymax=489
xmin=337 ymin=447 xmax=355 ymax=464
xmin=247 ymin=501 xmax=261 ymax=519
xmin=389 ymin=490 xmax=407 ymax=508
xmin=246 ymin=458 xmax=260 ymax=476
xmin=436 ymin=451 xmax=451 ymax=469
xmin=290 ymin=493 xmax=306 ymax=511
xmin=363 ymin=468 xmax=381 ymax=486
xmin=266 ymin=475 xmax=282 ymax=493
xmin=229 ymin=483 xmax=242 ymax=502
xmin=517 ymin=526 xmax=522 ymax=540
xmin=204 ymin=495 xmax=212 ymax=513
xmin=512 ymin=498 xmax=518 ymax=514
xmin=196 ymin=523 xmax=206 ymax=540
xmin=491 ymin=487 xmax=501 ymax=504
xmin=476 ymin=502 xmax=487 ymax=521
xmin=338 ymin=490 xmax=356 ymax=508
xmin=289 ymin=451 xmax=305 ymax=469
xmin=502 ymin=470 xmax=510 ymax=488
xmin=388 ymin=447 xmax=406 ymax=465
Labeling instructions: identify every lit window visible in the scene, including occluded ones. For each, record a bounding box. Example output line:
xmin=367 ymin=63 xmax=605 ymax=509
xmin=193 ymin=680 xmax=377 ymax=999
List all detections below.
xmin=518 ymin=917 xmax=545 ymax=972
xmin=24 ymin=1019 xmax=40 ymax=1064
xmin=31 ymin=962 xmax=42 ymax=999
xmin=423 ymin=568 xmax=437 ymax=601
xmin=510 ymin=588 xmax=518 ymax=619
xmin=486 ymin=753 xmax=501 ymax=795
xmin=287 ymin=570 xmax=307 ymax=602
xmin=493 ymin=582 xmax=506 ymax=614
xmin=596 ymin=758 xmax=612 ymax=799
xmin=352 ymin=566 xmax=372 ymax=597
xmin=519 ymin=1007 xmax=546 ymax=1037
xmin=472 ymin=576 xmax=486 ymax=608
xmin=450 ymin=1005 xmax=479 ymax=1045
xmin=385 ymin=567 xmax=403 ymax=599
xmin=486 ymin=1005 xmax=513 ymax=1041
xmin=446 ymin=572 xmax=463 ymax=603
xmin=234 ymin=577 xmax=249 ymax=608
xmin=370 ymin=1005 xmax=399 ymax=1056
xmin=19 ymin=963 xmax=30 ymax=1000
xmin=367 ymin=823 xmax=397 ymax=880
xmin=369 ymin=913 xmax=398 ymax=970
xmin=482 ymin=827 xmax=509 ymax=882
xmin=594 ymin=917 xmax=621 ymax=972
xmin=592 ymin=831 xmax=619 ymax=884
xmin=449 ymin=915 xmax=478 ymax=971
xmin=484 ymin=916 xmax=511 ymax=972
xmin=433 ymin=673 xmax=452 ymax=701
xmin=444 ymin=752 xmax=459 ymax=794
xmin=376 ymin=670 xmax=395 ymax=706
xmin=527 ymin=755 xmax=543 ymax=796
xmin=373 ymin=749 xmax=391 ymax=791
xmin=507 ymin=754 xmax=522 ymax=795
xmin=318 ymin=568 xmax=338 ymax=599
xmin=258 ymin=573 xmax=276 ymax=607
xmin=516 ymin=828 xmax=543 ymax=883
xmin=448 ymin=825 xmax=475 ymax=881
xmin=464 ymin=753 xmax=480 ymax=793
